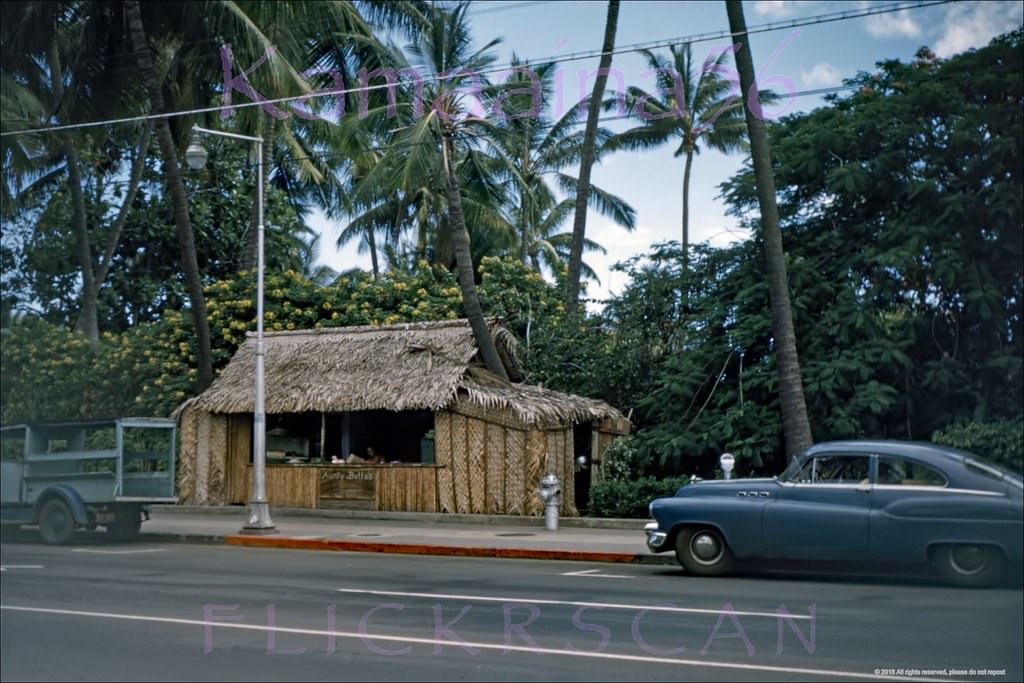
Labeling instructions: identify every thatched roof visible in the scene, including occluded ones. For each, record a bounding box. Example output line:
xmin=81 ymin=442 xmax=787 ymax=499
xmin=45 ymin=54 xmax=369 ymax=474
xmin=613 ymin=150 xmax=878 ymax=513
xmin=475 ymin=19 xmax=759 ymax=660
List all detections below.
xmin=192 ymin=318 xmax=624 ymax=427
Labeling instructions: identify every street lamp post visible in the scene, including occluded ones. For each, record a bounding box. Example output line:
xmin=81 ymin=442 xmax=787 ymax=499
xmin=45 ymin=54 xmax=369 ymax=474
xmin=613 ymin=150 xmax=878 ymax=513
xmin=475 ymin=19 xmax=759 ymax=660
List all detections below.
xmin=186 ymin=125 xmax=275 ymax=534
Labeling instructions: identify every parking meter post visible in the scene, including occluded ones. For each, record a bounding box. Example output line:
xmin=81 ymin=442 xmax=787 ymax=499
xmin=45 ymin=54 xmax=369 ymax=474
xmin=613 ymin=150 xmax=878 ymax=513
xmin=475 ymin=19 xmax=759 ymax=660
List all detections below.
xmin=538 ymin=473 xmax=561 ymax=531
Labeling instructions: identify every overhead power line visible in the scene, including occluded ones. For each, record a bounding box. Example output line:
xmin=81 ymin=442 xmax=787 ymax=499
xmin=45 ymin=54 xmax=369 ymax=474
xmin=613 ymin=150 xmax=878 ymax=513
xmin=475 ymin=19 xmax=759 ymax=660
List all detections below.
xmin=1 ymin=0 xmax=953 ymax=138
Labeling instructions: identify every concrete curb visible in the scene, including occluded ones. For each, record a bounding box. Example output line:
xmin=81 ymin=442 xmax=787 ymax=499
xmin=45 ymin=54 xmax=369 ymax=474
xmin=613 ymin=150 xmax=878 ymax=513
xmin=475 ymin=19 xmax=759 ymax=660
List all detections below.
xmin=225 ymin=534 xmax=650 ymax=563
xmin=139 ymin=530 xmax=677 ymax=565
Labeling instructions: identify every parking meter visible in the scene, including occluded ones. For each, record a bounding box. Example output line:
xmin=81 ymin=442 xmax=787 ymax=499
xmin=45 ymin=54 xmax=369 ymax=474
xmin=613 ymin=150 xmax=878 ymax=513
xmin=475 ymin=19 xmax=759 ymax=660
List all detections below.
xmin=720 ymin=452 xmax=736 ymax=480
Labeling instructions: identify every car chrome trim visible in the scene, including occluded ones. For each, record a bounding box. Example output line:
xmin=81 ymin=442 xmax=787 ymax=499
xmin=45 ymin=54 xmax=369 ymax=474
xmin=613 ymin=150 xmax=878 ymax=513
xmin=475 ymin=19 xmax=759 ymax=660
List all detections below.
xmin=872 ymin=485 xmax=1003 ymax=496
xmin=644 ymin=522 xmax=667 ymax=550
xmin=777 ymin=481 xmax=1002 ymax=496
xmin=778 ymin=482 xmax=872 ymax=489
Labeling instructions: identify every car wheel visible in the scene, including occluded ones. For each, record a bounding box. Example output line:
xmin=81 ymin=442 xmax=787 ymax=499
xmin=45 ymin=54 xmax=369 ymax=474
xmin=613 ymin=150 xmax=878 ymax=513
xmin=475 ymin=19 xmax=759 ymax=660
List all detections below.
xmin=934 ymin=544 xmax=1005 ymax=588
xmin=106 ymin=507 xmax=142 ymax=541
xmin=675 ymin=527 xmax=735 ymax=576
xmin=38 ymin=499 xmax=76 ymax=545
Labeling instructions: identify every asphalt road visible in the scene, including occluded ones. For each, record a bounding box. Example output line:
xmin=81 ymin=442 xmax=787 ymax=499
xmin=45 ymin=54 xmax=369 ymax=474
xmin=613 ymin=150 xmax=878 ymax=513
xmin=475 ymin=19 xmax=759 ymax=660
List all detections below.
xmin=1 ymin=539 xmax=1021 ymax=682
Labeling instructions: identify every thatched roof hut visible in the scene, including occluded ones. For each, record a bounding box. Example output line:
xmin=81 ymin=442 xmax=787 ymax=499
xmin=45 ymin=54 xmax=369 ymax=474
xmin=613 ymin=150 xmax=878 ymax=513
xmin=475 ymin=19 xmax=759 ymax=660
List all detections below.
xmin=193 ymin=318 xmax=623 ymax=428
xmin=179 ymin=318 xmax=629 ymax=516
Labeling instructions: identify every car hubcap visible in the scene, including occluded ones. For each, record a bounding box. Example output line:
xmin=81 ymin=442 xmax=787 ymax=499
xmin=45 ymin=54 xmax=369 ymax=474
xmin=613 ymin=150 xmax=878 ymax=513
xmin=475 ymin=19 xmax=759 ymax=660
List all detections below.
xmin=691 ymin=532 xmax=723 ymax=565
xmin=949 ymin=545 xmax=986 ymax=575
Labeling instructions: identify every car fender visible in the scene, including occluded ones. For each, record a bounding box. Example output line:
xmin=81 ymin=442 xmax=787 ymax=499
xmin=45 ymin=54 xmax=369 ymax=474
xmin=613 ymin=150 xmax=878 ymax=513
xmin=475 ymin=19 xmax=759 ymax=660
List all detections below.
xmin=652 ymin=497 xmax=768 ymax=559
xmin=33 ymin=486 xmax=91 ymax=526
xmin=875 ymin=493 xmax=1024 ymax=563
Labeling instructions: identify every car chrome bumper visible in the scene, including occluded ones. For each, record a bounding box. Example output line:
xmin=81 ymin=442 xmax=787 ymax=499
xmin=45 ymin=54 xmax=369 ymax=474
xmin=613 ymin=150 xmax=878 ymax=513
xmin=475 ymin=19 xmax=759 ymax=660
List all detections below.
xmin=644 ymin=521 xmax=668 ymax=551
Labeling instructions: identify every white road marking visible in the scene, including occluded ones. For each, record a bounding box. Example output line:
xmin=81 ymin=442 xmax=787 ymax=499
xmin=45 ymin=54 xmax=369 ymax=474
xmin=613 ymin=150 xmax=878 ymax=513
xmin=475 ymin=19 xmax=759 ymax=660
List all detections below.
xmin=561 ymin=568 xmax=635 ymax=579
xmin=0 ymin=565 xmax=44 ymax=572
xmin=0 ymin=603 xmax=952 ymax=682
xmin=335 ymin=588 xmax=807 ymax=619
xmin=71 ymin=548 xmax=166 ymax=555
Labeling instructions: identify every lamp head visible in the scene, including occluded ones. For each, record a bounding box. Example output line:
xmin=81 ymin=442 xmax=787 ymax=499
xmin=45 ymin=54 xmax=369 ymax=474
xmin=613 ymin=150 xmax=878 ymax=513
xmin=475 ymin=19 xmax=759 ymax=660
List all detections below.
xmin=185 ymin=129 xmax=208 ymax=170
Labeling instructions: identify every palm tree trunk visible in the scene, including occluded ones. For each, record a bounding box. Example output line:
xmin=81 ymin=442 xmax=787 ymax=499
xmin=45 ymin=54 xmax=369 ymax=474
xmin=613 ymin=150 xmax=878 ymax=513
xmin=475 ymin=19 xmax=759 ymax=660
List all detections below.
xmin=65 ymin=136 xmax=99 ymax=342
xmin=125 ymin=0 xmax=213 ymax=391
xmin=681 ymin=147 xmax=694 ymax=309
xmin=97 ymin=122 xmax=152 ymax=287
xmin=416 ymin=219 xmax=428 ymax=263
xmin=47 ymin=44 xmax=98 ymax=343
xmin=367 ymin=225 xmax=380 ymax=279
xmin=566 ymin=0 xmax=620 ymax=316
xmin=442 ymin=133 xmax=509 ymax=382
xmin=519 ymin=203 xmax=530 ymax=266
xmin=725 ymin=0 xmax=813 ymax=459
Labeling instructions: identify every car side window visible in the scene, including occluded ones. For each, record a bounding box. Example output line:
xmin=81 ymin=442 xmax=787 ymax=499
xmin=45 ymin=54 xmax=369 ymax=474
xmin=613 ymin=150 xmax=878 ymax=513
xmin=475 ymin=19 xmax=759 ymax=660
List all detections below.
xmin=796 ymin=455 xmax=870 ymax=484
xmin=877 ymin=457 xmax=947 ymax=487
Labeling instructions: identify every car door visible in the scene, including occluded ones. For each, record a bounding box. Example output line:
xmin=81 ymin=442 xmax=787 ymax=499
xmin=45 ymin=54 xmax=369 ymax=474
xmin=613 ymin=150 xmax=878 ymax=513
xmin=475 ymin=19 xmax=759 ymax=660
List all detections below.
xmin=762 ymin=452 xmax=872 ymax=556
xmin=868 ymin=455 xmax=951 ymax=559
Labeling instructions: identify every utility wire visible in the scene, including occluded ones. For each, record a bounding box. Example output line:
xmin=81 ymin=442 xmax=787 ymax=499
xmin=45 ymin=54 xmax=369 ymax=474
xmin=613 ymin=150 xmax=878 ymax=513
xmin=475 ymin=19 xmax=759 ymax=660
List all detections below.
xmin=11 ymin=43 xmax=1017 ymax=195
xmin=1 ymin=0 xmax=952 ymax=138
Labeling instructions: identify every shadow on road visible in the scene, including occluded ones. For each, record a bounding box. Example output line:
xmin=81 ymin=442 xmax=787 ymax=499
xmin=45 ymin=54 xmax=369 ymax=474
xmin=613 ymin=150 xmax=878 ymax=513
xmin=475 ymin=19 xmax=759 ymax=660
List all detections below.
xmin=644 ymin=560 xmax=1024 ymax=590
xmin=0 ymin=526 xmax=144 ymax=547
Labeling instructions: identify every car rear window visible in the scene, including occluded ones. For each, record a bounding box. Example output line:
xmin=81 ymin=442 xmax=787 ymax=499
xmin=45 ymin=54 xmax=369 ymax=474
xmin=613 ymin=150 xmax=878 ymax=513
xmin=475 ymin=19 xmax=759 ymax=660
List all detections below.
xmin=878 ymin=457 xmax=947 ymax=487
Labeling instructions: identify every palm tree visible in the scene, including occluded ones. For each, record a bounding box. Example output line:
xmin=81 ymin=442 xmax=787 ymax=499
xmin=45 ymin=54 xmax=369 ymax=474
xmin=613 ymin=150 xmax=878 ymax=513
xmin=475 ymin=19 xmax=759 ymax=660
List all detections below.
xmin=566 ymin=0 xmax=620 ymax=316
xmin=221 ymin=1 xmax=395 ymax=271
xmin=523 ymin=198 xmax=608 ymax=281
xmin=2 ymin=2 xmax=152 ymax=343
xmin=488 ymin=59 xmax=635 ymax=279
xmin=607 ymin=43 xmax=752 ymax=286
xmin=122 ymin=0 xmax=398 ymax=389
xmin=124 ymin=0 xmax=215 ymax=390
xmin=725 ymin=0 xmax=813 ymax=459
xmin=352 ymin=2 xmax=511 ymax=380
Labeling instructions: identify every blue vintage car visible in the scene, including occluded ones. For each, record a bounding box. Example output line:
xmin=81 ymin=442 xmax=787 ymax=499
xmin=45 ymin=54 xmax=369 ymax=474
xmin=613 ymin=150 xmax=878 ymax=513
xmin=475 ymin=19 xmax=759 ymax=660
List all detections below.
xmin=644 ymin=441 xmax=1023 ymax=587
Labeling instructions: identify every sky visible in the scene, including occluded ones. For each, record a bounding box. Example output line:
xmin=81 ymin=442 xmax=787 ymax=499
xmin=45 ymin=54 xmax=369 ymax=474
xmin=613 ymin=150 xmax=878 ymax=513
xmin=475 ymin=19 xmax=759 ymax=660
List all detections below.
xmin=308 ymin=0 xmax=1023 ymax=307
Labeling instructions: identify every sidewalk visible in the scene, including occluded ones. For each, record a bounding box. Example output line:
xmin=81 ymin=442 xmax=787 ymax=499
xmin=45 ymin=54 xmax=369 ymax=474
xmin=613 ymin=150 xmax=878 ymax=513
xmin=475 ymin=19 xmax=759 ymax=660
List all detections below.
xmin=141 ymin=505 xmax=675 ymax=565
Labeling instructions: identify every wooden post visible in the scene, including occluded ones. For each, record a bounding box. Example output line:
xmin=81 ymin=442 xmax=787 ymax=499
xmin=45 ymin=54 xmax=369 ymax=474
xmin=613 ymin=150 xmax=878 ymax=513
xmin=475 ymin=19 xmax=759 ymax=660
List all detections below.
xmin=320 ymin=412 xmax=326 ymax=460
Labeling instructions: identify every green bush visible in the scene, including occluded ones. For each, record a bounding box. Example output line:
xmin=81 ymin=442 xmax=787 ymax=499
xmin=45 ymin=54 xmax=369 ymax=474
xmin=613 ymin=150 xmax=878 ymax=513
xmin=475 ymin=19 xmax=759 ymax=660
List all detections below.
xmin=601 ymin=435 xmax=642 ymax=481
xmin=931 ymin=417 xmax=1023 ymax=475
xmin=588 ymin=475 xmax=690 ymax=518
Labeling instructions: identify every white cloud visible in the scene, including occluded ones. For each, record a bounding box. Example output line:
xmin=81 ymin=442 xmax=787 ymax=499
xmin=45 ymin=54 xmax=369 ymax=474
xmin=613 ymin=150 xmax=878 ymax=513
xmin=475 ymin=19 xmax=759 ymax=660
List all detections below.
xmin=752 ymin=1 xmax=802 ymax=18
xmin=585 ymin=218 xmax=657 ymax=301
xmin=800 ymin=62 xmax=844 ymax=89
xmin=753 ymin=1 xmax=792 ymax=18
xmin=864 ymin=8 xmax=922 ymax=39
xmin=933 ymin=1 xmax=1023 ymax=58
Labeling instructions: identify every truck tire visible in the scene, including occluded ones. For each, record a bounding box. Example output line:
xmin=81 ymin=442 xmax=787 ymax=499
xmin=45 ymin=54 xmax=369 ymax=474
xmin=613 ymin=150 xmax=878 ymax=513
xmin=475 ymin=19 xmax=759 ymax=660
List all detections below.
xmin=38 ymin=499 xmax=76 ymax=545
xmin=106 ymin=506 xmax=142 ymax=541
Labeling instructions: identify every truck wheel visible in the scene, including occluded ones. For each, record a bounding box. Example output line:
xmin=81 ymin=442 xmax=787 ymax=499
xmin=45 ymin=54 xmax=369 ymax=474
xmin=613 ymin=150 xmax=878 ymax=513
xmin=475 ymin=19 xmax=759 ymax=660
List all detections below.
xmin=675 ymin=527 xmax=735 ymax=576
xmin=39 ymin=499 xmax=76 ymax=545
xmin=106 ymin=507 xmax=142 ymax=541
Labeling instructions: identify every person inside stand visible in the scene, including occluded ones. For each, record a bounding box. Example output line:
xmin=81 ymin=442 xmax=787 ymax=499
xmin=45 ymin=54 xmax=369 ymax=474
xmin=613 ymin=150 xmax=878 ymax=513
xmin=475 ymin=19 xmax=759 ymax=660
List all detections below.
xmin=345 ymin=447 xmax=385 ymax=464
